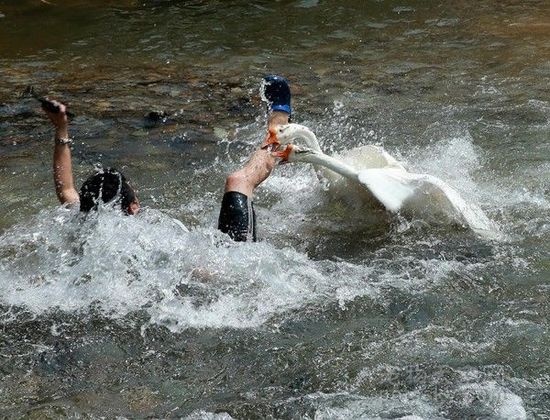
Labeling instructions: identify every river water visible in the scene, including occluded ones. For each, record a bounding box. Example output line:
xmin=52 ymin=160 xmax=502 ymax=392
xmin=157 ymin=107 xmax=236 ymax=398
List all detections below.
xmin=0 ymin=1 xmax=549 ymax=418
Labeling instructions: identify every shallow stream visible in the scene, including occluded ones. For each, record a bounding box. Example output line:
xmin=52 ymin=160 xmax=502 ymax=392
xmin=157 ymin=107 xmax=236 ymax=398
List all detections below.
xmin=0 ymin=1 xmax=549 ymax=418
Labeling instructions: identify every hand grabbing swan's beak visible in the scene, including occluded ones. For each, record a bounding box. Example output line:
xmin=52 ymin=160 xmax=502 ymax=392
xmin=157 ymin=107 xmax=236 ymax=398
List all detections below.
xmin=261 ymin=127 xmax=280 ymax=150
xmin=271 ymin=144 xmax=293 ymax=164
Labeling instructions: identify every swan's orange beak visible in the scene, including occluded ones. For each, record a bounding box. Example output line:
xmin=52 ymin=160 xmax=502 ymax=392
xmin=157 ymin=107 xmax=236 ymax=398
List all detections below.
xmin=272 ymin=144 xmax=293 ymax=164
xmin=261 ymin=127 xmax=279 ymax=149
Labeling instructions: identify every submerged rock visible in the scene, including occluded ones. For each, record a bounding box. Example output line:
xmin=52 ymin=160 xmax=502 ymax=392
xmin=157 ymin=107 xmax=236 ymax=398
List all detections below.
xmin=143 ymin=110 xmax=169 ymax=128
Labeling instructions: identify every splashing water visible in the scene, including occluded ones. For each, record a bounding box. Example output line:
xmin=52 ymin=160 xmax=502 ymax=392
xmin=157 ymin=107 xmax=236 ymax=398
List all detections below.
xmin=1 ymin=1 xmax=549 ymax=417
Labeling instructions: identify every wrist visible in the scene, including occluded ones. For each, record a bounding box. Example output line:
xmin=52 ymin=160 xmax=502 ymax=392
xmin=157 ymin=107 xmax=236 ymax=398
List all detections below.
xmin=54 ymin=127 xmax=72 ymax=145
xmin=268 ymin=111 xmax=289 ymax=128
xmin=55 ymin=127 xmax=69 ymax=138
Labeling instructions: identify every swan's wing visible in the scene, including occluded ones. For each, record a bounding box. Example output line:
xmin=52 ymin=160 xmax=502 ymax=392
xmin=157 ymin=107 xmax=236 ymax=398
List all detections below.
xmin=358 ymin=169 xmax=494 ymax=232
xmin=339 ymin=145 xmax=406 ymax=171
xmin=357 ymin=168 xmax=418 ymax=212
xmin=413 ymin=174 xmax=494 ymax=232
xmin=322 ymin=146 xmax=407 ymax=189
xmin=314 ymin=146 xmax=405 ymax=185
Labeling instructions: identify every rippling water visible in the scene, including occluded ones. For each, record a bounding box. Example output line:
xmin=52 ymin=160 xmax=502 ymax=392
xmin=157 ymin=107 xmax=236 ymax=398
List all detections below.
xmin=0 ymin=1 xmax=549 ymax=418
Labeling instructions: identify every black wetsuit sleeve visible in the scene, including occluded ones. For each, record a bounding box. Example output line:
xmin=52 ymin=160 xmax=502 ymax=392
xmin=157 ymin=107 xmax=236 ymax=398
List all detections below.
xmin=218 ymin=191 xmax=257 ymax=242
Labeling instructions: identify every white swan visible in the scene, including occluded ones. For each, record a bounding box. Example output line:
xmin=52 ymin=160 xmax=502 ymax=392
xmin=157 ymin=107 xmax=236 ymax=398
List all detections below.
xmin=272 ymin=141 xmax=494 ymax=233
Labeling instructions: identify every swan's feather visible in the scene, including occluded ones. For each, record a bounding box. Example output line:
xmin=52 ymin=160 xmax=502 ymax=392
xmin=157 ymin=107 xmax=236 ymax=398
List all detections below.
xmin=358 ymin=169 xmax=494 ymax=231
xmin=338 ymin=145 xmax=406 ymax=171
xmin=357 ymin=168 xmax=417 ymax=212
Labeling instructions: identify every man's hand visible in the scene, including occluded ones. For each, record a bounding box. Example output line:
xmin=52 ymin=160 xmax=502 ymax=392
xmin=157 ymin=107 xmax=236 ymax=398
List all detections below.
xmin=41 ymin=98 xmax=68 ymax=129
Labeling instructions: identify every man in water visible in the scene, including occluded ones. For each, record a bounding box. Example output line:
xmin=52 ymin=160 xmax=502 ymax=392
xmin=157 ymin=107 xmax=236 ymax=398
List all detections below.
xmin=218 ymin=75 xmax=291 ymax=241
xmin=42 ymin=99 xmax=140 ymax=215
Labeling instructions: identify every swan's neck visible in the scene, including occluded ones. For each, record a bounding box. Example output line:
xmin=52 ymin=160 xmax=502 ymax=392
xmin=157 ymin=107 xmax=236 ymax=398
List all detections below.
xmin=297 ymin=130 xmax=323 ymax=153
xmin=298 ymin=151 xmax=359 ymax=180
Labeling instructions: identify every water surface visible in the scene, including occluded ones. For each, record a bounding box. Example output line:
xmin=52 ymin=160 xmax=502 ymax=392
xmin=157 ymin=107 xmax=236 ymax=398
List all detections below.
xmin=0 ymin=1 xmax=548 ymax=418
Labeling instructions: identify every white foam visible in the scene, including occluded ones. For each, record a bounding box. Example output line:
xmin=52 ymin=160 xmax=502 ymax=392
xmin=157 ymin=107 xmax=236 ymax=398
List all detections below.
xmin=2 ymin=203 xmax=485 ymax=332
xmin=453 ymin=382 xmax=527 ymax=419
xmin=408 ymin=133 xmax=484 ymax=202
xmin=183 ymin=411 xmax=234 ymax=420
xmin=289 ymin=391 xmax=439 ymax=419
xmin=0 ymin=206 xmax=381 ymax=330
